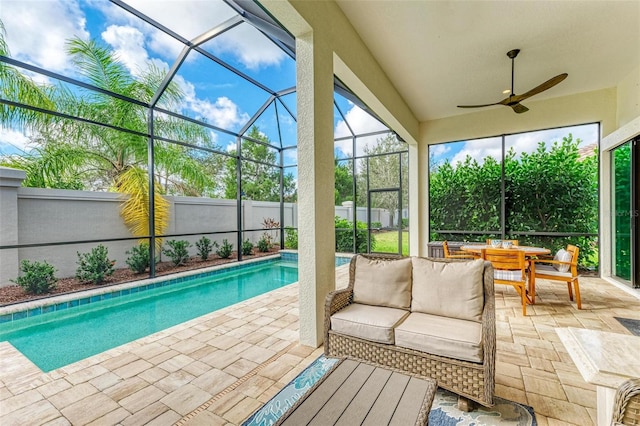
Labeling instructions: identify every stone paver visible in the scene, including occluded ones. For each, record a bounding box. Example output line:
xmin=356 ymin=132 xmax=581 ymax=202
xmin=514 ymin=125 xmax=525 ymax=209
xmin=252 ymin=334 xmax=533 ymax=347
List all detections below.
xmin=0 ymin=263 xmax=638 ymax=425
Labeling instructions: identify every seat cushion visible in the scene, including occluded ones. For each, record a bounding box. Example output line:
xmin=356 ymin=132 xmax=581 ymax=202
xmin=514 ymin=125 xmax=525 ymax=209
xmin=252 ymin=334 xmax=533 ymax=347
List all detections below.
xmin=411 ymin=257 xmax=485 ymax=322
xmin=330 ymin=303 xmax=409 ymax=344
xmin=353 ymin=256 xmax=413 ymax=309
xmin=535 ymin=264 xmax=572 ymax=278
xmin=553 ymin=249 xmax=572 ymax=272
xmin=494 ymin=269 xmax=524 ymax=282
xmin=395 ymin=312 xmax=483 ymax=363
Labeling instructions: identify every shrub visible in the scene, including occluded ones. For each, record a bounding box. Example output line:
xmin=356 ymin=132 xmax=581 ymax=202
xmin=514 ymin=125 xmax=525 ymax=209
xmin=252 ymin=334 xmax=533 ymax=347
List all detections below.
xmin=126 ymin=243 xmax=151 ymax=274
xmin=196 ymin=236 xmax=217 ymax=261
xmin=12 ymin=260 xmax=57 ymax=294
xmin=335 ymin=216 xmax=374 ymax=253
xmin=371 ymin=221 xmax=383 ymax=230
xmin=257 ymin=236 xmax=270 ymax=252
xmin=216 ymin=239 xmax=233 ymax=259
xmin=284 ymin=227 xmax=298 ymax=249
xmin=76 ymin=244 xmax=115 ymax=284
xmin=242 ymin=239 xmax=254 ymax=255
xmin=163 ymin=240 xmax=191 ymax=266
xmin=261 ymin=217 xmax=280 ymax=247
xmin=401 ymin=218 xmax=409 ymax=229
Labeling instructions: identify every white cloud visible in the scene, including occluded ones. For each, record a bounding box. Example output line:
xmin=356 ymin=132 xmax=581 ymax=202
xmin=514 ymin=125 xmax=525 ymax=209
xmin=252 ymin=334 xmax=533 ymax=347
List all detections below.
xmin=189 ymin=96 xmax=250 ymax=130
xmin=100 ymin=0 xmax=285 ymax=70
xmin=334 ymin=105 xmax=389 ymax=157
xmin=206 ymin=24 xmax=286 ymax=71
xmin=429 ymin=144 xmax=451 ymax=157
xmin=99 ymin=27 xmax=248 ymax=130
xmin=101 ymin=25 xmax=153 ymax=77
xmin=0 ymin=127 xmax=31 ymax=153
xmin=0 ymin=0 xmax=89 ymax=72
xmin=447 ymin=123 xmax=599 ymax=166
xmin=450 ymin=137 xmax=502 ymax=165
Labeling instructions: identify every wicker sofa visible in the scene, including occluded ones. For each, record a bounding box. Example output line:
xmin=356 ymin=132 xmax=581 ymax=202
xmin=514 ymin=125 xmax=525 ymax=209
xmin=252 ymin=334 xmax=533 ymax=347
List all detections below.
xmin=324 ymin=253 xmax=496 ymax=408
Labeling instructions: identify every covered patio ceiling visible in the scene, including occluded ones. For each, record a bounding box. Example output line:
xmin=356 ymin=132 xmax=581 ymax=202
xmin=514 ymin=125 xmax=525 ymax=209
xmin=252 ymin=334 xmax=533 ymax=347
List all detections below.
xmin=335 ymin=1 xmax=640 ymax=121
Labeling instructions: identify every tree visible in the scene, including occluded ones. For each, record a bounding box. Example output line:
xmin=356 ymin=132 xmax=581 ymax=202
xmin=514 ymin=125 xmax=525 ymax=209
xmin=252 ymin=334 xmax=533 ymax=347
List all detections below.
xmin=334 ymin=158 xmax=353 ymax=205
xmin=223 ymin=126 xmax=296 ymax=202
xmin=429 ymin=134 xmax=598 ymax=266
xmin=0 ymin=21 xmax=55 ymax=130
xmin=0 ymin=35 xmax=220 ymax=248
xmin=356 ymin=134 xmax=408 ymax=227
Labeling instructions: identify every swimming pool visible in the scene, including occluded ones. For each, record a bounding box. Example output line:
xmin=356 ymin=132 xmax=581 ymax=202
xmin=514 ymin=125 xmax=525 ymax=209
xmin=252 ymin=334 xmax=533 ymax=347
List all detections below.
xmin=0 ymin=258 xmax=304 ymax=372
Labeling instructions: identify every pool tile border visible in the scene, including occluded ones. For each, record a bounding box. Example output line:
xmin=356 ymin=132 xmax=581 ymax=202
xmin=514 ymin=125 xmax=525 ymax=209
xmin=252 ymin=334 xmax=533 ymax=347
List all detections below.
xmin=0 ymin=251 xmax=353 ymax=325
xmin=0 ymin=254 xmax=283 ymax=324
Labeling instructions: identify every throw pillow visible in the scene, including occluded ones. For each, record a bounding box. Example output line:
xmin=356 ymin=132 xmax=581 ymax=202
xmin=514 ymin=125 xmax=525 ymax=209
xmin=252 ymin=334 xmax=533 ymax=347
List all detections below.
xmin=353 ymin=256 xmax=413 ymax=309
xmin=553 ymin=249 xmax=572 ymax=272
xmin=410 ymin=257 xmax=485 ymax=322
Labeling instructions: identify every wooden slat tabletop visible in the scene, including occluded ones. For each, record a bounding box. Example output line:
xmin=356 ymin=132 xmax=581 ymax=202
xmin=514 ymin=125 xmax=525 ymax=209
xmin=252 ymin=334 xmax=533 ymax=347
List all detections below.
xmin=277 ymin=358 xmax=437 ymax=426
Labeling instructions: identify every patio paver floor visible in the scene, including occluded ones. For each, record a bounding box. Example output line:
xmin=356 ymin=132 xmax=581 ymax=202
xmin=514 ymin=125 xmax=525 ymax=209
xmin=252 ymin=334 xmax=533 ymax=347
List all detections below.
xmin=1 ymin=263 xmax=639 ymax=425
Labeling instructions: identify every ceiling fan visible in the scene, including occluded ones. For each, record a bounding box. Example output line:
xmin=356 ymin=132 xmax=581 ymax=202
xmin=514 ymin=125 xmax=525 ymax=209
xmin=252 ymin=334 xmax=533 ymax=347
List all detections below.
xmin=457 ymin=49 xmax=568 ymax=114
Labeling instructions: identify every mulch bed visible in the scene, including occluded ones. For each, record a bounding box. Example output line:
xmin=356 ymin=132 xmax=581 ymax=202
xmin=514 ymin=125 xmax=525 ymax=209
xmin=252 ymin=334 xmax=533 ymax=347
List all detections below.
xmin=0 ymin=248 xmax=281 ymax=307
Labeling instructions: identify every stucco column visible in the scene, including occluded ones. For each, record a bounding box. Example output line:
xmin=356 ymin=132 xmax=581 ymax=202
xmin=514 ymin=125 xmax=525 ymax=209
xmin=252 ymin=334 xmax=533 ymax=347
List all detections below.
xmin=0 ymin=167 xmax=26 ymax=287
xmin=296 ymin=31 xmax=336 ymax=347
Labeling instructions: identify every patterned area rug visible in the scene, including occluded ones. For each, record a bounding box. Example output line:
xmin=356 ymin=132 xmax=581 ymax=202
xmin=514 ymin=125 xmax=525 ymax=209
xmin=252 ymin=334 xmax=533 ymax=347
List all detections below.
xmin=615 ymin=317 xmax=640 ymax=336
xmin=243 ymin=356 xmax=537 ymax=426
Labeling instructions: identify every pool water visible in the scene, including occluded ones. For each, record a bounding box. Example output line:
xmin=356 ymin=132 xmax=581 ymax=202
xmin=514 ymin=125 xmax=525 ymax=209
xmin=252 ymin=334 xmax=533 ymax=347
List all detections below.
xmin=0 ymin=260 xmax=298 ymax=372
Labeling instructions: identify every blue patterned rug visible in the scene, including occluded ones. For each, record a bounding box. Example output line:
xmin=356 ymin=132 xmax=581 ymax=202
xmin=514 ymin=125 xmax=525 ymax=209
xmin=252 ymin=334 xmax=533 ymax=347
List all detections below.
xmin=243 ymin=356 xmax=537 ymax=425
xmin=615 ymin=317 xmax=640 ymax=336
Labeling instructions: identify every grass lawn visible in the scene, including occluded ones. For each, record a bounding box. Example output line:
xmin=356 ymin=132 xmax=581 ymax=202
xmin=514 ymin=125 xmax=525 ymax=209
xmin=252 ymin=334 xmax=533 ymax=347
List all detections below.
xmin=372 ymin=230 xmax=409 ymax=255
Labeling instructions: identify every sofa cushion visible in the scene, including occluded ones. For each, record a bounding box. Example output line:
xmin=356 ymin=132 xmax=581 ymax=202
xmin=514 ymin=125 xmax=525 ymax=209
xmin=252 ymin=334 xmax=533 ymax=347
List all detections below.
xmin=395 ymin=312 xmax=483 ymax=363
xmin=330 ymin=303 xmax=409 ymax=344
xmin=410 ymin=257 xmax=485 ymax=322
xmin=353 ymin=256 xmax=413 ymax=309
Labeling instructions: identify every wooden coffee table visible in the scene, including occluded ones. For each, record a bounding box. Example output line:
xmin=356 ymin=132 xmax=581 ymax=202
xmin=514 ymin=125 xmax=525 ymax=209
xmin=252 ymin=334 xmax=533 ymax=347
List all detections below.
xmin=275 ymin=358 xmax=437 ymax=425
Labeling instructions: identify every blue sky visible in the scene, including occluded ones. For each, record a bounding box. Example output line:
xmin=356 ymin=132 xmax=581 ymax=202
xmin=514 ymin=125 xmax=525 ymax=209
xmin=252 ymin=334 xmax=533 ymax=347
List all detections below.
xmin=0 ymin=0 xmax=388 ymax=163
xmin=429 ymin=123 xmax=599 ymax=167
xmin=0 ymin=1 xmax=597 ymax=167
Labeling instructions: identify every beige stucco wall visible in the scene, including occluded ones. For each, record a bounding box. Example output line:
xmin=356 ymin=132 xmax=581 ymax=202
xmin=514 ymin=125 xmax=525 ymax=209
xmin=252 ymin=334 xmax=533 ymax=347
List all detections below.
xmin=616 ymin=65 xmax=640 ymax=129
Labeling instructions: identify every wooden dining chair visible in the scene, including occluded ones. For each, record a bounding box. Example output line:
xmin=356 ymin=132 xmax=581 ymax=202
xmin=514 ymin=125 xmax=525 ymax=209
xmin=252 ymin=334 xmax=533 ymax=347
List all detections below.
xmin=529 ymin=244 xmax=581 ymax=309
xmin=443 ymin=241 xmax=476 ymax=259
xmin=481 ymin=248 xmax=529 ymax=315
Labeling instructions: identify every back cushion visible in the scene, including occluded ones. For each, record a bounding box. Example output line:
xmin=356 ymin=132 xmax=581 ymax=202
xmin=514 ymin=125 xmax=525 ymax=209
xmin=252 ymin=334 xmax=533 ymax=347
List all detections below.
xmin=353 ymin=256 xmax=413 ymax=310
xmin=411 ymin=257 xmax=485 ymax=322
xmin=553 ymin=249 xmax=572 ymax=272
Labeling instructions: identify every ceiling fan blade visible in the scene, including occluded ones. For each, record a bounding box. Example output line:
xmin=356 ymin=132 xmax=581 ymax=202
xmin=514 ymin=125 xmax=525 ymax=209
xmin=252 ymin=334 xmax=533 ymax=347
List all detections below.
xmin=513 ymin=73 xmax=568 ymax=102
xmin=511 ymin=103 xmax=529 ymax=114
xmin=457 ymin=102 xmax=502 ymax=108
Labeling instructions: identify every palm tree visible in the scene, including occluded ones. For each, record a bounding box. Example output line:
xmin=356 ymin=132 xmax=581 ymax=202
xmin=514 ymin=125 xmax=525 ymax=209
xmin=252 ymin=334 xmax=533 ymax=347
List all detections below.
xmin=0 ymin=30 xmax=220 ymax=249
xmin=0 ymin=21 xmax=55 ymax=131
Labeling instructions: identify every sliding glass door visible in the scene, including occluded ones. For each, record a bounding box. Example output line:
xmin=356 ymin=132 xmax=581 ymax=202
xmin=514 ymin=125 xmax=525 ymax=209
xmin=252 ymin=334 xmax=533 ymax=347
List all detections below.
xmin=611 ymin=139 xmax=638 ymax=287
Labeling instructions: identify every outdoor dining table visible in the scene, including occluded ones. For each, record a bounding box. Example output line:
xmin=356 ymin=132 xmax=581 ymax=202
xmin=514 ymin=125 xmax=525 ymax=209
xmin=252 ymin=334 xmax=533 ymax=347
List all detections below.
xmin=460 ymin=244 xmax=551 ymax=257
xmin=460 ymin=244 xmax=551 ymax=305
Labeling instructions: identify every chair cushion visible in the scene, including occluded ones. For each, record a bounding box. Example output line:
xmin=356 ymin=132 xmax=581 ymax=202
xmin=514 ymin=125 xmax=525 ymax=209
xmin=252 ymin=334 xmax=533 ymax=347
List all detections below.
xmin=494 ymin=269 xmax=524 ymax=282
xmin=395 ymin=312 xmax=483 ymax=363
xmin=535 ymin=264 xmax=572 ymax=278
xmin=553 ymin=249 xmax=572 ymax=272
xmin=353 ymin=256 xmax=413 ymax=309
xmin=410 ymin=257 xmax=485 ymax=322
xmin=330 ymin=303 xmax=409 ymax=344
